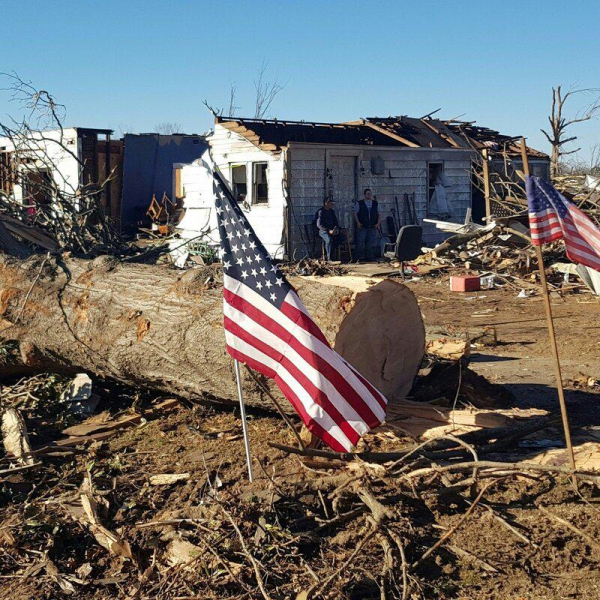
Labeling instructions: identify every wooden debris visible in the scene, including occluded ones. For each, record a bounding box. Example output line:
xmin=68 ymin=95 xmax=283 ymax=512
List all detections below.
xmin=15 ymin=398 xmax=181 ymax=460
xmin=426 ymin=337 xmax=470 ymax=361
xmin=385 ymin=398 xmax=546 ymax=439
xmin=1 ymin=407 xmax=34 ymax=464
xmin=526 ymin=441 xmax=600 ymax=471
xmin=165 ymin=538 xmax=203 ymax=567
xmin=67 ymin=475 xmax=134 ymax=561
xmin=149 ymin=473 xmax=190 ymax=486
xmin=80 ymin=492 xmax=133 ymax=559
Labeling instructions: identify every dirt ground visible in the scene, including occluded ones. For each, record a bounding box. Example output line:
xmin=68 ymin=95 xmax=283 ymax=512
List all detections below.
xmin=1 ymin=273 xmax=600 ymax=599
xmin=411 ymin=276 xmax=600 ymax=425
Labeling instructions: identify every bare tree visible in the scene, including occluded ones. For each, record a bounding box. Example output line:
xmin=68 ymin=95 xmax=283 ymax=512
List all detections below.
xmin=561 ymin=143 xmax=600 ymax=176
xmin=253 ymin=61 xmax=286 ymax=119
xmin=118 ymin=123 xmax=136 ymax=137
xmin=0 ymin=72 xmax=125 ymax=254
xmin=201 ymin=66 xmax=286 ymax=120
xmin=228 ymin=84 xmax=240 ymax=117
xmin=589 ymin=143 xmax=600 ymax=176
xmin=201 ymin=99 xmax=221 ymax=118
xmin=541 ymin=85 xmax=600 ymax=178
xmin=154 ymin=121 xmax=184 ymax=135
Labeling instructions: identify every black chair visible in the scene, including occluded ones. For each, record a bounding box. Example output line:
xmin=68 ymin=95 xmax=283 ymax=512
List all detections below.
xmin=383 ymin=225 xmax=423 ymax=279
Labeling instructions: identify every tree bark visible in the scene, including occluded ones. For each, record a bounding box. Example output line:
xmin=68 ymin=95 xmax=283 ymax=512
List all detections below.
xmin=0 ymin=255 xmax=425 ymax=412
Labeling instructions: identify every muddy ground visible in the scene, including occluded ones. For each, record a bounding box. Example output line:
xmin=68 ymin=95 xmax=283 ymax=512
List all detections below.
xmin=1 ymin=274 xmax=600 ymax=599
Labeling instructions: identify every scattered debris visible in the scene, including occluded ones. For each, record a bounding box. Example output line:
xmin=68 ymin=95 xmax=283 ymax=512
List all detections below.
xmin=68 ymin=474 xmax=134 ymax=560
xmin=149 ymin=473 xmax=191 ymax=486
xmin=59 ymin=373 xmax=98 ymax=417
xmin=1 ymin=408 xmax=34 ymax=464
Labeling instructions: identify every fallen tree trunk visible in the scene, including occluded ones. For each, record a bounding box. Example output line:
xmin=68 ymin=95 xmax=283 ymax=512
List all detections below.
xmin=0 ymin=255 xmax=425 ymax=412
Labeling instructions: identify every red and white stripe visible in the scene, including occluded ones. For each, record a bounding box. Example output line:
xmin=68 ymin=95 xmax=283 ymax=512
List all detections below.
xmin=223 ymin=274 xmax=387 ymax=452
xmin=529 ymin=203 xmax=600 ymax=272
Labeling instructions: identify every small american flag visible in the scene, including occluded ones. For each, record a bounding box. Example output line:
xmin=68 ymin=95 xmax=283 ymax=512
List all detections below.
xmin=204 ymin=154 xmax=388 ymax=452
xmin=526 ymin=175 xmax=600 ymax=272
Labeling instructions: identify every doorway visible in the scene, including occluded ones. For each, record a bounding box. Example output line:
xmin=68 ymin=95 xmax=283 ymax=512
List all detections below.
xmin=328 ymin=155 xmax=357 ymax=239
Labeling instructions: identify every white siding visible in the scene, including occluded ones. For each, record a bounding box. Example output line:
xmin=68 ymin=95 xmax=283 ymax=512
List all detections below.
xmin=288 ymin=147 xmax=327 ymax=258
xmin=179 ymin=124 xmax=287 ymax=259
xmin=0 ymin=128 xmax=81 ymax=207
xmin=288 ymin=144 xmax=473 ymax=254
xmin=187 ymin=125 xmax=474 ymax=259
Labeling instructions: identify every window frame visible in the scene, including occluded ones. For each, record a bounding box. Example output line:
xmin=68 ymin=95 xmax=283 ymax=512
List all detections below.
xmin=230 ymin=163 xmax=248 ymax=201
xmin=427 ymin=161 xmax=445 ymax=203
xmin=252 ymin=161 xmax=269 ymax=206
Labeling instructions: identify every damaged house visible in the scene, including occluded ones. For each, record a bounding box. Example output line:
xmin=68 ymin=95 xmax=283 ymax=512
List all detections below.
xmin=177 ymin=115 xmax=549 ymax=259
xmin=0 ymin=129 xmax=208 ymax=234
xmin=120 ymin=133 xmax=208 ymax=228
xmin=0 ymin=127 xmax=122 ymax=221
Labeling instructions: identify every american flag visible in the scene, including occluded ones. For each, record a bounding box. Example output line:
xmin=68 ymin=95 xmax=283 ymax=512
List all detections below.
xmin=204 ymin=155 xmax=388 ymax=452
xmin=526 ymin=175 xmax=600 ymax=272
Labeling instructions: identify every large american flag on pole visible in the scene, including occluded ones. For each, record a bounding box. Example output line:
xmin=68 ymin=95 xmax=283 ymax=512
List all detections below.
xmin=204 ymin=154 xmax=388 ymax=452
xmin=526 ymin=175 xmax=600 ymax=272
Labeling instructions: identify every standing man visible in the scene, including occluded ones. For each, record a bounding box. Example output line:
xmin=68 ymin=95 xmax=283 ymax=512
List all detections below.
xmin=354 ymin=188 xmax=381 ymax=261
xmin=316 ymin=197 xmax=342 ymax=260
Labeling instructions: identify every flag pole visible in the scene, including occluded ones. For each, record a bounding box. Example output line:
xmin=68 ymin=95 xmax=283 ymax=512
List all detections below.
xmin=520 ymin=138 xmax=577 ymax=480
xmin=234 ymin=359 xmax=254 ymax=482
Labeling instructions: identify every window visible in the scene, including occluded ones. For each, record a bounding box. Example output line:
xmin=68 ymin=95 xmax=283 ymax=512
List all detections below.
xmin=427 ymin=162 xmax=444 ymax=202
xmin=0 ymin=151 xmax=16 ymax=195
xmin=531 ymin=162 xmax=550 ymax=181
xmin=427 ymin=162 xmax=451 ymax=218
xmin=253 ymin=162 xmax=268 ymax=205
xmin=231 ymin=164 xmax=247 ymax=200
xmin=23 ymin=169 xmax=52 ymax=206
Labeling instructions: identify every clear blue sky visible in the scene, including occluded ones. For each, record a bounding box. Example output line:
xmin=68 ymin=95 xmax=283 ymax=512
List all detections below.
xmin=2 ymin=0 xmax=599 ymax=161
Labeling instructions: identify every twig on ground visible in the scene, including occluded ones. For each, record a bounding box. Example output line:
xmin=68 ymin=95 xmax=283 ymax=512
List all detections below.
xmin=401 ymin=460 xmax=600 ymax=482
xmin=447 ymin=543 xmax=501 ymax=573
xmin=412 ymin=483 xmax=491 ymax=568
xmin=306 ymin=523 xmax=377 ymax=599
xmin=478 ymin=499 xmax=537 ymax=547
xmin=386 ymin=528 xmax=410 ymax=600
xmin=538 ymin=504 xmax=600 ymax=553
xmin=268 ymin=441 xmax=410 ymax=463
xmin=218 ymin=504 xmax=272 ymax=600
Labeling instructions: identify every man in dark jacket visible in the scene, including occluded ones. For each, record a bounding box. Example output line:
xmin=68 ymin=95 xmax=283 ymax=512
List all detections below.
xmin=316 ymin=198 xmax=342 ymax=260
xmin=354 ymin=188 xmax=381 ymax=261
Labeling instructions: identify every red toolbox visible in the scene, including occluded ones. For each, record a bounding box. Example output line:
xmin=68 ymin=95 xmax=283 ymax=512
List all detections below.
xmin=450 ymin=275 xmax=481 ymax=292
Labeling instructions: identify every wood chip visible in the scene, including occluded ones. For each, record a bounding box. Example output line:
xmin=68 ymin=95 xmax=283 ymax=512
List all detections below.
xmin=149 ymin=473 xmax=190 ymax=485
xmin=1 ymin=408 xmax=34 ymax=465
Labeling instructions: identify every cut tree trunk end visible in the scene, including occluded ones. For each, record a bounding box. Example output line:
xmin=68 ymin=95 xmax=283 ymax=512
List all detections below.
xmin=0 ymin=255 xmax=426 ymax=414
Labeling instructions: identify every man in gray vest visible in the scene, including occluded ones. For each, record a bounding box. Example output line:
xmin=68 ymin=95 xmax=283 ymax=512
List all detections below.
xmin=353 ymin=188 xmax=381 ymax=261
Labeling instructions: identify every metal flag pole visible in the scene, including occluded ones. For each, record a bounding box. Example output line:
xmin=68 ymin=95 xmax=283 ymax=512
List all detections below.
xmin=520 ymin=139 xmax=577 ymax=481
xmin=234 ymin=358 xmax=254 ymax=482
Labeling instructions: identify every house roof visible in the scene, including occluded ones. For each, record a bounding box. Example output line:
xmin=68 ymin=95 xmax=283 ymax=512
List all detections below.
xmin=215 ymin=117 xmax=408 ymax=152
xmin=215 ymin=115 xmax=548 ymax=158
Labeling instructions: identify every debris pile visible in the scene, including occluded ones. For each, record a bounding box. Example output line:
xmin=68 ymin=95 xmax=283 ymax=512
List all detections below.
xmin=554 ymin=174 xmax=600 ymax=228
xmin=280 ymin=257 xmax=348 ymax=277
xmin=411 ymin=219 xmax=592 ymax=294
xmin=2 ymin=368 xmax=600 ymax=599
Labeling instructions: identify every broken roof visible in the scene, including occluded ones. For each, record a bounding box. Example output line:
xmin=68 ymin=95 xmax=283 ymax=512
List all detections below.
xmin=215 ymin=115 xmax=548 ymax=158
xmin=215 ymin=117 xmax=408 ymax=152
